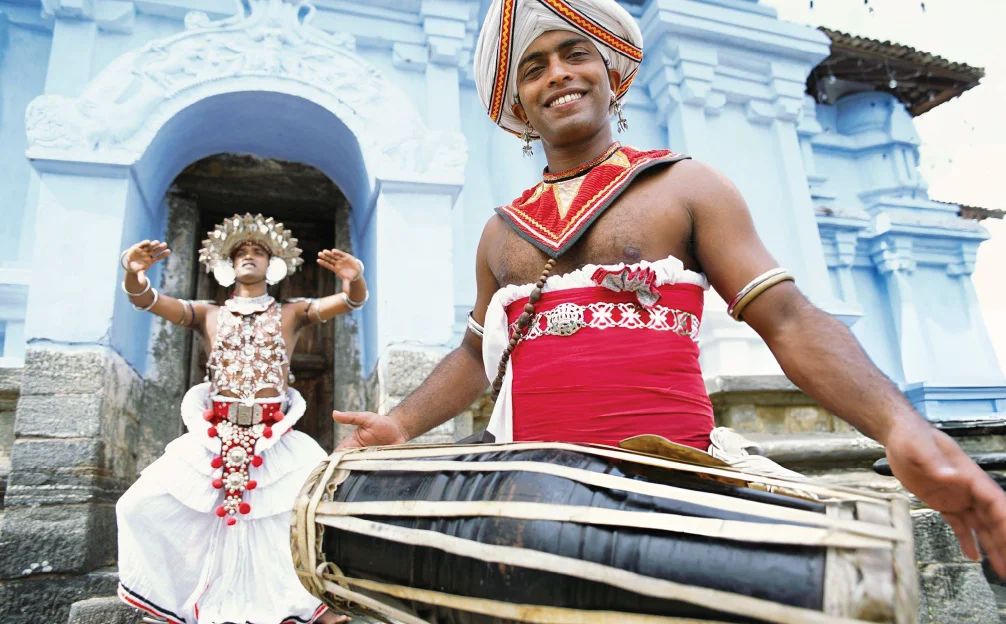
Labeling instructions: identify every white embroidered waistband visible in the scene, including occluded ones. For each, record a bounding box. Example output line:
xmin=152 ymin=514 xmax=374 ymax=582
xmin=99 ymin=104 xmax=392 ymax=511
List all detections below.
xmin=513 ymin=302 xmax=701 ymax=342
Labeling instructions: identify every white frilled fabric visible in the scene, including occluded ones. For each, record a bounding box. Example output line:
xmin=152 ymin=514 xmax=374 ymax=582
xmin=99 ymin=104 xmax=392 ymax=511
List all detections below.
xmin=483 ymin=255 xmax=708 ymax=443
xmin=116 ymin=383 xmax=328 ymax=624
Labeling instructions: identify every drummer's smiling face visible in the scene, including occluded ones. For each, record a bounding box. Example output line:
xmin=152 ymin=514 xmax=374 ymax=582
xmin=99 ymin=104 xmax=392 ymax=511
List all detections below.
xmin=512 ymin=31 xmax=622 ymax=148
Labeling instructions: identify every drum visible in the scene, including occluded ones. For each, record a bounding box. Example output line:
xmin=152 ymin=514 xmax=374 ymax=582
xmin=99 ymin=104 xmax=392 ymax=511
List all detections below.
xmin=292 ymin=441 xmax=917 ymax=624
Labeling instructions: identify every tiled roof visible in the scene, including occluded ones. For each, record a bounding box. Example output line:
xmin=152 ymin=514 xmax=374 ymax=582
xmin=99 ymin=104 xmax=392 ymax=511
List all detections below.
xmin=808 ymin=28 xmax=984 ymax=116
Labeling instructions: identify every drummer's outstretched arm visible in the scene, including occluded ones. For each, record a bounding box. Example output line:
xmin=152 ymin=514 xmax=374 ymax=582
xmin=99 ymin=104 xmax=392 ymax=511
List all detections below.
xmin=333 ymin=219 xmax=499 ymax=448
xmin=685 ymin=161 xmax=1006 ymax=576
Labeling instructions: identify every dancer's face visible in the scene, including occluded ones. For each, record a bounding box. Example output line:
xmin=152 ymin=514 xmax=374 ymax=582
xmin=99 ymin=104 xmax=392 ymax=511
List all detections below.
xmin=232 ymin=242 xmax=270 ymax=284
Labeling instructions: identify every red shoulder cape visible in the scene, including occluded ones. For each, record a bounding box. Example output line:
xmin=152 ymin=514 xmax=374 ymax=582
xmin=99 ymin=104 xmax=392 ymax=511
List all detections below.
xmin=495 ymin=145 xmax=689 ymax=258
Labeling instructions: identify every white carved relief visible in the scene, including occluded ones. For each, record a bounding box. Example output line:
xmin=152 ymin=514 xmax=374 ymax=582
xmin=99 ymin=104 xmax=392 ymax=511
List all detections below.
xmin=25 ymin=0 xmax=467 ymax=182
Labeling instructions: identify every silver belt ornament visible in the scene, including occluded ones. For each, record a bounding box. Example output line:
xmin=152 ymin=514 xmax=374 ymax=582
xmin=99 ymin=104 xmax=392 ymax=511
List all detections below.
xmin=518 ymin=302 xmax=700 ymax=342
xmin=540 ymin=302 xmax=587 ymax=337
xmin=227 ymin=402 xmax=264 ymax=426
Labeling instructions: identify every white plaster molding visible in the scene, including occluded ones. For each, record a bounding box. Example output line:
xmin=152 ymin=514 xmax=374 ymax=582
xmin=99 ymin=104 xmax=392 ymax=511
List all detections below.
xmin=26 ymin=0 xmax=467 ymax=184
xmin=40 ymin=0 xmax=135 ymax=32
xmin=831 ymin=230 xmax=859 ymax=268
xmin=41 ymin=0 xmax=96 ymax=20
xmin=745 ymin=99 xmax=775 ymax=125
xmin=870 ymin=236 xmax=916 ymax=275
xmin=946 ymin=244 xmax=979 ymax=277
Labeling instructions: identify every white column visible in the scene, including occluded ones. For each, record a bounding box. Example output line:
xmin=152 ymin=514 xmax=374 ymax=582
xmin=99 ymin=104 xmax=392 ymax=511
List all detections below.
xmin=420 ymin=0 xmax=467 ymax=133
xmin=871 ymin=236 xmax=930 ymax=384
xmin=43 ymin=15 xmax=97 ymax=97
xmin=370 ymin=180 xmax=460 ymax=356
xmin=832 ymin=230 xmax=860 ymax=308
xmin=23 ymin=163 xmax=158 ymax=376
xmin=948 ymin=244 xmax=1005 ymax=383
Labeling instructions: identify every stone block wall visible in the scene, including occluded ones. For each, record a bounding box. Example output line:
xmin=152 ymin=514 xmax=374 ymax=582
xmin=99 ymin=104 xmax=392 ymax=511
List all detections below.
xmin=708 ymin=374 xmax=857 ymax=435
xmin=355 ymin=347 xmax=474 ymax=445
xmin=0 ymin=367 xmax=20 ymax=507
xmin=0 ymin=346 xmax=143 ymax=624
xmin=913 ymin=509 xmax=1000 ymax=623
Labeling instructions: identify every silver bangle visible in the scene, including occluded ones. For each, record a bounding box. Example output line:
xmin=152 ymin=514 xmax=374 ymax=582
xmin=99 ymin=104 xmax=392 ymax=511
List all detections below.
xmin=467 ymin=312 xmax=484 ymax=338
xmin=352 ymin=259 xmax=365 ymax=282
xmin=121 ymin=275 xmax=151 ymax=297
xmin=133 ymin=288 xmax=159 ymax=312
xmin=343 ymin=290 xmax=368 ymax=310
xmin=119 ymin=249 xmax=131 ymax=272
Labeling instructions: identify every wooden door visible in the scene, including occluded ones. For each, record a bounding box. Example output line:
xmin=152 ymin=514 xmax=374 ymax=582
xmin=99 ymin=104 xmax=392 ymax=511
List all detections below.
xmin=189 ymin=213 xmax=337 ymax=452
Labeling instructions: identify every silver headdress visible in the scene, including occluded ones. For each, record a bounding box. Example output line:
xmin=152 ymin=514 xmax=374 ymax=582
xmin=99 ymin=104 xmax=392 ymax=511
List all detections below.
xmin=198 ymin=214 xmax=304 ymax=286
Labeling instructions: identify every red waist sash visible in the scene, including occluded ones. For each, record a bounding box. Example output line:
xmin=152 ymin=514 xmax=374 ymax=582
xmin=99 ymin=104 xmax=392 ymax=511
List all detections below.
xmin=505 ymin=284 xmax=714 ymax=449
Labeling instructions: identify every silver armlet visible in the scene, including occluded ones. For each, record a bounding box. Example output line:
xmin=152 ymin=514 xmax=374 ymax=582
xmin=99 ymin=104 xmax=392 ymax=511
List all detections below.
xmin=308 ymin=299 xmax=326 ymax=324
xmin=133 ymin=288 xmax=159 ymax=312
xmin=727 ymin=268 xmax=795 ymax=321
xmin=467 ymin=311 xmax=484 ymax=338
xmin=175 ymin=299 xmax=193 ymax=326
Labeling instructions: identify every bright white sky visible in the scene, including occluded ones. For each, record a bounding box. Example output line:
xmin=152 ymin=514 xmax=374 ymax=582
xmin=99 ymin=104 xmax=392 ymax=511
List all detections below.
xmin=762 ymin=0 xmax=1006 ymax=375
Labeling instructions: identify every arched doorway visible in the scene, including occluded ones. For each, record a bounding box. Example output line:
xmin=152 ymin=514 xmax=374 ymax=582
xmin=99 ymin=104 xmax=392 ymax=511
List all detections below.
xmin=167 ymin=154 xmax=351 ymax=451
xmin=22 ymin=0 xmax=467 ymax=465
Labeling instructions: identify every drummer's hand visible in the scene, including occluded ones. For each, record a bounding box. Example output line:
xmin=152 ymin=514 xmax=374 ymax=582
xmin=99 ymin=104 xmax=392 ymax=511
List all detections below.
xmin=333 ymin=410 xmax=409 ymax=449
xmin=884 ymin=420 xmax=1006 ymax=575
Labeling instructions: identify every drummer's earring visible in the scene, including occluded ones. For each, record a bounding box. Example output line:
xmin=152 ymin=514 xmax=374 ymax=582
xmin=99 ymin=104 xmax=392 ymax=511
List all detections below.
xmin=522 ymin=122 xmax=535 ymax=158
xmin=612 ymin=95 xmax=628 ymax=133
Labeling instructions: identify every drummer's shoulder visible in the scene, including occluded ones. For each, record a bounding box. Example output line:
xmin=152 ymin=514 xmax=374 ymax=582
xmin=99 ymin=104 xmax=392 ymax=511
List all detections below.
xmin=655 ymin=159 xmax=740 ymax=203
xmin=475 ymin=214 xmax=510 ymax=252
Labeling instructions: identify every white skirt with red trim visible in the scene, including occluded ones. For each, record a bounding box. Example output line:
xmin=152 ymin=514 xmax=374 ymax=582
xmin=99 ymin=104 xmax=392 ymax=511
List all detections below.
xmin=116 ymin=383 xmax=328 ymax=624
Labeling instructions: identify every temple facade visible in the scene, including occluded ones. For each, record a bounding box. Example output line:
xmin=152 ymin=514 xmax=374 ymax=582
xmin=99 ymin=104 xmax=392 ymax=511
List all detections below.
xmin=0 ymin=0 xmax=1002 ymax=621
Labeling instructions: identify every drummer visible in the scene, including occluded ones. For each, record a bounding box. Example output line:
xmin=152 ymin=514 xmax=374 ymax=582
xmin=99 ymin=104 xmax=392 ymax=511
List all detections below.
xmin=335 ymin=0 xmax=1006 ymax=575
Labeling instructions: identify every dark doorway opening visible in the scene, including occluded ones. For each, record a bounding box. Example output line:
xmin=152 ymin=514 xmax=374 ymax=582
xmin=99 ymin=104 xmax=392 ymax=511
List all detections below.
xmin=169 ymin=154 xmax=350 ymax=452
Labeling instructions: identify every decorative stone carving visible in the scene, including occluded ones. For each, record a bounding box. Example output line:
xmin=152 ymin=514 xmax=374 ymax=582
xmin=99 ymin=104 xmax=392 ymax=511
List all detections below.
xmin=25 ymin=0 xmax=466 ymax=183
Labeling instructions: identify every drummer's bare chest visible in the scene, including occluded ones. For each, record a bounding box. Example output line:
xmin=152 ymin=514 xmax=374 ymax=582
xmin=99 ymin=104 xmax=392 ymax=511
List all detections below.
xmin=490 ymin=174 xmax=696 ymax=287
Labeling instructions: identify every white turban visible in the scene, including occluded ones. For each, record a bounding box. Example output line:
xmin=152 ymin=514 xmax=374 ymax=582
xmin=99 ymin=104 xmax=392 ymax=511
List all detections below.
xmin=473 ymin=0 xmax=643 ymax=138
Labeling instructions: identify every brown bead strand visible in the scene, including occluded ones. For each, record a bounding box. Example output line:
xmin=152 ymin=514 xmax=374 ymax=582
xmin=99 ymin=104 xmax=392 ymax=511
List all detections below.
xmin=490 ymin=258 xmax=556 ymax=402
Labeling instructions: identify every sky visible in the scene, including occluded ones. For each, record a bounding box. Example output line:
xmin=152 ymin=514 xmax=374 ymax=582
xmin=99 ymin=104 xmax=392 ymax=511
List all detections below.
xmin=761 ymin=0 xmax=1006 ymax=375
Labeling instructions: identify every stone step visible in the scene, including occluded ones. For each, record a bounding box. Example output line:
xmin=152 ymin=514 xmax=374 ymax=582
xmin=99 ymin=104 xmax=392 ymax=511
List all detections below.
xmin=66 ymin=595 xmax=376 ymax=623
xmin=66 ymin=596 xmax=136 ymax=624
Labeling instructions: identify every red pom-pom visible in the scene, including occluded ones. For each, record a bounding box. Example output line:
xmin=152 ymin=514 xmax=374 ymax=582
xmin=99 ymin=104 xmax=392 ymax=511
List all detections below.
xmin=225 ymin=516 xmax=237 ymax=526
xmin=207 ymin=427 xmax=218 ymax=438
xmin=212 ymin=479 xmax=223 ymax=489
xmin=203 ymin=408 xmax=214 ymax=422
xmin=262 ymin=426 xmax=273 ymax=439
xmin=273 ymin=411 xmax=284 ymax=423
xmin=215 ymin=506 xmax=226 ymax=518
xmin=211 ymin=456 xmax=224 ymax=469
xmin=245 ymin=480 xmax=257 ymax=490
xmin=251 ymin=455 xmax=263 ymax=468
xmin=238 ymin=502 xmax=251 ymax=515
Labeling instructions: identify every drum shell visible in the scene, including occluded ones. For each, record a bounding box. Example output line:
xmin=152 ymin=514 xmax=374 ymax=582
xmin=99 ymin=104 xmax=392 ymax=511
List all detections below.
xmin=292 ymin=443 xmax=917 ymax=624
